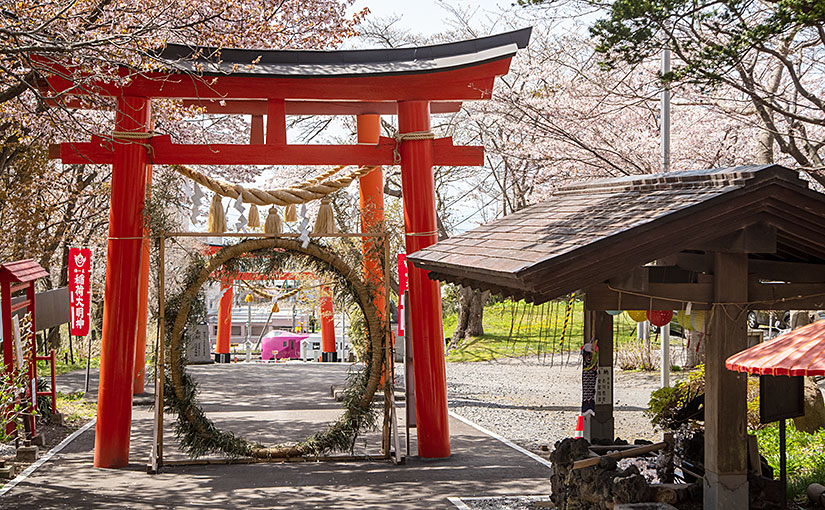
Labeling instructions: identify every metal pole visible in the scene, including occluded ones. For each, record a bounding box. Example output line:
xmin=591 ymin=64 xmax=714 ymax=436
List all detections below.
xmin=661 ymin=324 xmax=670 ymax=388
xmin=658 ymin=46 xmax=673 ymax=383
xmin=84 ymin=331 xmax=94 ymax=394
xmin=780 ymin=418 xmax=787 ymax=510
xmin=661 ymin=48 xmax=671 ymax=173
xmin=245 ymin=298 xmax=251 ymax=363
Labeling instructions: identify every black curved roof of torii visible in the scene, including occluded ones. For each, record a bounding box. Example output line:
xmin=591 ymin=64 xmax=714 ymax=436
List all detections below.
xmin=158 ymin=27 xmax=532 ymax=78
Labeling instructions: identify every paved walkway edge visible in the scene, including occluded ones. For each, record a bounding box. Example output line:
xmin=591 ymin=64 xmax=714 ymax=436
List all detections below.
xmin=447 ymin=496 xmax=472 ymax=509
xmin=448 ymin=411 xmax=554 ymax=470
xmin=448 ymin=495 xmax=552 ymax=508
xmin=0 ymin=419 xmax=97 ymax=497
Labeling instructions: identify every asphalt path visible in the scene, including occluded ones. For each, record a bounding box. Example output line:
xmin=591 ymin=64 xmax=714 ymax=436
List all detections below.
xmin=4 ymin=362 xmax=552 ymax=509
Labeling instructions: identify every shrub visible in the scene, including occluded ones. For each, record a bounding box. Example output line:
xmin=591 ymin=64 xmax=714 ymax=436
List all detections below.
xmin=756 ymin=421 xmax=825 ymax=498
xmin=646 ymin=365 xmax=705 ymax=430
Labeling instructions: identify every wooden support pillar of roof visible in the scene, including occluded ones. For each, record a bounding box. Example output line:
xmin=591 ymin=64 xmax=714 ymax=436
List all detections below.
xmin=583 ymin=307 xmax=614 ymax=443
xmin=704 ymin=252 xmax=749 ymax=509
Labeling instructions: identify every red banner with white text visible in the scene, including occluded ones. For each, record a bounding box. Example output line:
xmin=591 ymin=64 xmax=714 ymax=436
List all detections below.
xmin=68 ymin=247 xmax=92 ymax=336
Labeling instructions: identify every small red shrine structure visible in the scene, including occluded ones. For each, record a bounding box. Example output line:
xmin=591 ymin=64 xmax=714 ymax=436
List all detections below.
xmin=42 ymin=28 xmax=532 ymax=468
xmin=0 ymin=259 xmax=49 ymax=437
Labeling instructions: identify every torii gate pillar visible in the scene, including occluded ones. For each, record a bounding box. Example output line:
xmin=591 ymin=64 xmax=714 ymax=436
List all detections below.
xmin=95 ymin=96 xmax=151 ymax=468
xmin=134 ymin=163 xmax=152 ymax=395
xmin=320 ymin=285 xmax=336 ymax=361
xmin=357 ymin=114 xmax=385 ymax=319
xmin=216 ymin=280 xmax=233 ymax=363
xmin=398 ymin=100 xmax=450 ymax=458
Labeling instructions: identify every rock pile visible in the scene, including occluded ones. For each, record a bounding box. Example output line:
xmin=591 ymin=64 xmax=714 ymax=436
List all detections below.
xmin=549 ymin=438 xmax=700 ymax=509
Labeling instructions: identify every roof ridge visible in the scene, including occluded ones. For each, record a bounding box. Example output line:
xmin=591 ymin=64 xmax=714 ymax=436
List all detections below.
xmin=160 ymin=27 xmax=532 ymax=62
xmin=554 ymin=164 xmax=796 ymax=195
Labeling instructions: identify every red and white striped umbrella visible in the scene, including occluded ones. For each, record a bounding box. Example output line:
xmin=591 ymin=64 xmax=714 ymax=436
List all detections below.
xmin=726 ymin=319 xmax=825 ymax=376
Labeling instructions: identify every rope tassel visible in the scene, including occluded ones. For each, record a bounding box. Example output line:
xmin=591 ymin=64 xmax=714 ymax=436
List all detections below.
xmin=248 ymin=204 xmax=261 ymax=229
xmin=284 ymin=203 xmax=297 ymax=222
xmin=264 ymin=207 xmax=282 ymax=234
xmin=207 ymin=194 xmax=227 ymax=234
xmin=313 ymin=198 xmax=338 ymax=234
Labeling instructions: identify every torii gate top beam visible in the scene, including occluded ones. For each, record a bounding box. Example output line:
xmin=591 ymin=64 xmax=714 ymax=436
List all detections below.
xmin=43 ymin=28 xmax=531 ymax=102
xmin=46 ymin=28 xmax=532 ymax=167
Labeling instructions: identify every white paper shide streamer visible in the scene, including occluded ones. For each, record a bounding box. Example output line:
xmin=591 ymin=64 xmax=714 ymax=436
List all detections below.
xmin=298 ymin=204 xmax=311 ymax=248
xmin=233 ymin=193 xmax=248 ymax=232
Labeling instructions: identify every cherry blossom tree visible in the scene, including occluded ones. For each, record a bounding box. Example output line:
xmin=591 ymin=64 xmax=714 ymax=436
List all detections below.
xmin=0 ymin=0 xmax=368 ymax=354
xmin=522 ymin=0 xmax=825 ymax=187
xmin=0 ymin=0 xmax=367 ymax=263
xmin=466 ymin=27 xmax=772 ymax=210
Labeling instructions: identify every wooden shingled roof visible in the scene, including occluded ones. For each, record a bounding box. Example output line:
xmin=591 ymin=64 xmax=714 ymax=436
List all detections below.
xmin=0 ymin=259 xmax=49 ymax=284
xmin=408 ymin=165 xmax=825 ymax=303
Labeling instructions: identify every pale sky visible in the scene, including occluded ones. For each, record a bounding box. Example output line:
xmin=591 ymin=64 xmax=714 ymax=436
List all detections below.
xmin=239 ymin=1 xmax=532 ymax=233
xmin=349 ymin=0 xmax=515 ymax=36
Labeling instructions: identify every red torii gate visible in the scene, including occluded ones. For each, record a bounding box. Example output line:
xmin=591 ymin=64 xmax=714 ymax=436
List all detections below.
xmin=210 ymin=267 xmax=331 ymax=363
xmin=43 ymin=28 xmax=531 ymax=468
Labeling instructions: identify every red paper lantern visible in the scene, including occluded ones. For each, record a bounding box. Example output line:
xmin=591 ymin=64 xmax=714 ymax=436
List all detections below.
xmin=647 ymin=310 xmax=674 ymax=327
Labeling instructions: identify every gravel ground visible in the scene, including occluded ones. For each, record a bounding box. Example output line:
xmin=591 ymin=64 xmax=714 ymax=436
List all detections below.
xmin=461 ymin=496 xmax=552 ymax=510
xmin=446 ymin=356 xmax=686 ymax=455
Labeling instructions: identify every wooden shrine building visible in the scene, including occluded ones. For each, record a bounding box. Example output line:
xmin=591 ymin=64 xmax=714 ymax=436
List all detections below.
xmin=408 ymin=165 xmax=825 ymax=509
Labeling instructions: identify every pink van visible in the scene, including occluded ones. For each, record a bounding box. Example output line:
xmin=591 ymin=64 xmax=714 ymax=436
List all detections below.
xmin=261 ymin=330 xmax=309 ymax=360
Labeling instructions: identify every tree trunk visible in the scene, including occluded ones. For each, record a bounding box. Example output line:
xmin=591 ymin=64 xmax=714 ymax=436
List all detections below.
xmin=684 ymin=330 xmax=706 ymax=369
xmin=448 ymin=286 xmax=489 ymax=350
xmin=465 ymin=289 xmax=489 ymax=337
xmin=757 ymin=130 xmax=773 ymax=165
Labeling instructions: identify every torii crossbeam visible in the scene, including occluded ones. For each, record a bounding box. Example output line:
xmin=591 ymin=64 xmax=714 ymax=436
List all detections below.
xmin=43 ymin=28 xmax=532 ymax=468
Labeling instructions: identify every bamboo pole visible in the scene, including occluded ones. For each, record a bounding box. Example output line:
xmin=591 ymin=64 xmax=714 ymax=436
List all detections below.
xmin=572 ymin=441 xmax=666 ymax=470
xmin=149 ymin=234 xmax=166 ymax=473
xmin=381 ymin=234 xmax=392 ymax=459
xmin=384 ymin=234 xmax=403 ymax=464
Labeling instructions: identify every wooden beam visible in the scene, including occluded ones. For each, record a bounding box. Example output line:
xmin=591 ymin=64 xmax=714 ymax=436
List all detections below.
xmin=181 ymin=99 xmax=463 ymax=116
xmin=607 ymin=267 xmax=648 ymax=292
xmin=250 ymin=115 xmax=264 ymax=144
xmin=687 ymin=223 xmax=776 ymax=254
xmin=674 ymin=252 xmax=825 ymax=283
xmin=592 ymin=310 xmax=614 ymax=442
xmin=673 ymin=252 xmax=713 ymax=274
xmin=51 ymin=135 xmax=484 ymax=167
xmin=749 ymin=259 xmax=825 ymax=283
xmin=43 ymin=58 xmax=511 ymax=101
xmin=266 ymin=99 xmax=286 ymax=145
xmin=587 ymin=281 xmax=825 ymax=311
xmin=748 ymin=282 xmax=825 ymax=309
xmin=585 ymin=283 xmax=713 ymax=311
xmin=704 ymin=252 xmax=749 ymax=508
xmin=648 ymin=265 xmax=697 ymax=283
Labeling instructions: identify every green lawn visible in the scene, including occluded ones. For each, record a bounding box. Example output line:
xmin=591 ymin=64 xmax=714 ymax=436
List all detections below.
xmin=444 ymin=298 xmax=649 ymax=362
xmin=37 ymin=354 xmax=100 ymax=377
